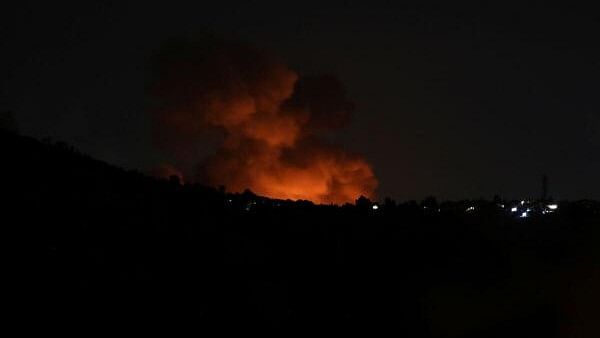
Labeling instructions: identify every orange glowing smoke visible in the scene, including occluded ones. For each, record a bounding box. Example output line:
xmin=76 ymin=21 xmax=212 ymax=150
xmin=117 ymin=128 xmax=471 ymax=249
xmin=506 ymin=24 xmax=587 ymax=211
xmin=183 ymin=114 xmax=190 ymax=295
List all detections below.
xmin=150 ymin=39 xmax=377 ymax=204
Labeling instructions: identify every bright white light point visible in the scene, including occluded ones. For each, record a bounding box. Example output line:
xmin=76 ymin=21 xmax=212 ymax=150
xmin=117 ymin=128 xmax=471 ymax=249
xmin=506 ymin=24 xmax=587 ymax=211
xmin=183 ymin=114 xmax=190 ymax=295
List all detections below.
xmin=521 ymin=212 xmax=528 ymax=218
xmin=548 ymin=204 xmax=558 ymax=210
xmin=372 ymin=205 xmax=379 ymax=210
xmin=520 ymin=200 xmax=525 ymax=205
xmin=526 ymin=208 xmax=531 ymax=212
xmin=511 ymin=207 xmax=518 ymax=212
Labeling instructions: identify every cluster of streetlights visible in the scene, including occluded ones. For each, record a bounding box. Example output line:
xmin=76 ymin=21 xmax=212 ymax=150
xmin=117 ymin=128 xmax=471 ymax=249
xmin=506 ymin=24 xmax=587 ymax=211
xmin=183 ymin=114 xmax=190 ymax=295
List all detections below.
xmin=509 ymin=200 xmax=558 ymax=218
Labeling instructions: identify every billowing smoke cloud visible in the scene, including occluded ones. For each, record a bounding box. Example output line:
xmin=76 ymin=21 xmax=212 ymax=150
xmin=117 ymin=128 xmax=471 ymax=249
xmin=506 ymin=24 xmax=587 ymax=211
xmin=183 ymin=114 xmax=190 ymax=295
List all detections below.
xmin=149 ymin=38 xmax=377 ymax=204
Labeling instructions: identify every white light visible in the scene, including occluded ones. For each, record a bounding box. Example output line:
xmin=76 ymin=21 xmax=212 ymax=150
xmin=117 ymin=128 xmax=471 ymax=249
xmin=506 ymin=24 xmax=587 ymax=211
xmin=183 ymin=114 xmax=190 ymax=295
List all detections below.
xmin=511 ymin=207 xmax=518 ymax=212
xmin=526 ymin=208 xmax=531 ymax=212
xmin=466 ymin=206 xmax=475 ymax=212
xmin=520 ymin=200 xmax=525 ymax=205
xmin=372 ymin=205 xmax=379 ymax=210
xmin=521 ymin=212 xmax=528 ymax=218
xmin=547 ymin=204 xmax=558 ymax=210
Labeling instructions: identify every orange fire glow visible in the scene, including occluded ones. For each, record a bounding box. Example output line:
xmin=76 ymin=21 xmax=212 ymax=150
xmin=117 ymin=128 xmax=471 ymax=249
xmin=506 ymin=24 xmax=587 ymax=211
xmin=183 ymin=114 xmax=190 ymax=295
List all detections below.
xmin=151 ymin=40 xmax=377 ymax=204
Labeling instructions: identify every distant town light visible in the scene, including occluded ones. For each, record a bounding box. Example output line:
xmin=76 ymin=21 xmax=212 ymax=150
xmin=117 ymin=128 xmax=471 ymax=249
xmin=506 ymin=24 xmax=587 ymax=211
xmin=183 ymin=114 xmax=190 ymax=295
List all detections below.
xmin=521 ymin=211 xmax=528 ymax=218
xmin=372 ymin=205 xmax=379 ymax=210
xmin=511 ymin=207 xmax=518 ymax=212
xmin=466 ymin=206 xmax=475 ymax=212
xmin=520 ymin=200 xmax=525 ymax=205
xmin=547 ymin=204 xmax=558 ymax=210
xmin=526 ymin=208 xmax=531 ymax=212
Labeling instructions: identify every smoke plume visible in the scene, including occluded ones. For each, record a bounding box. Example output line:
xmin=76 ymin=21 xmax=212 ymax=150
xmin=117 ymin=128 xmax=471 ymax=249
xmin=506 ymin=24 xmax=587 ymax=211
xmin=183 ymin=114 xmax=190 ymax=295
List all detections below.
xmin=150 ymin=38 xmax=377 ymax=204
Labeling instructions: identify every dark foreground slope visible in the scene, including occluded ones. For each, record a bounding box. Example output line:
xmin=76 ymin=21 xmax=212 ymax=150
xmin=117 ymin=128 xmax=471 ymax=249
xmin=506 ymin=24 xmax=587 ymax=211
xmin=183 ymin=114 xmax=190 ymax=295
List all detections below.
xmin=2 ymin=130 xmax=600 ymax=336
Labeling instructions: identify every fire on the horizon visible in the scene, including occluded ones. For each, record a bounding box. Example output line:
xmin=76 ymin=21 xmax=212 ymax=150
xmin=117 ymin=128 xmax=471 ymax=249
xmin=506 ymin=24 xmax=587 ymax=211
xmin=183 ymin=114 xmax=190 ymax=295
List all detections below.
xmin=150 ymin=40 xmax=377 ymax=204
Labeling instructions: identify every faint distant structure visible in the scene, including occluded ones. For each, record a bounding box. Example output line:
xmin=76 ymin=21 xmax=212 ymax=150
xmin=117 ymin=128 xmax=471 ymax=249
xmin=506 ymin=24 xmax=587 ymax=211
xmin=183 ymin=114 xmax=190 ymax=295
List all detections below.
xmin=0 ymin=111 xmax=18 ymax=133
xmin=541 ymin=174 xmax=548 ymax=202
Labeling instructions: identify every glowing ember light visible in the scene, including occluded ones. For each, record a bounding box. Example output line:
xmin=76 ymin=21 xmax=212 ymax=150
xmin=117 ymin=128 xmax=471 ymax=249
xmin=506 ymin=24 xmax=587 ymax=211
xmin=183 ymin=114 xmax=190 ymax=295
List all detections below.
xmin=547 ymin=204 xmax=558 ymax=210
xmin=372 ymin=205 xmax=379 ymax=210
xmin=511 ymin=207 xmax=518 ymax=212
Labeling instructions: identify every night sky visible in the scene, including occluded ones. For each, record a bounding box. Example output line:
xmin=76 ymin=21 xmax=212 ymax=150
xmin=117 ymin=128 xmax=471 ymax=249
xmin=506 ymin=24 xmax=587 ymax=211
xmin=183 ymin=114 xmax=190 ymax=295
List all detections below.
xmin=2 ymin=2 xmax=600 ymax=201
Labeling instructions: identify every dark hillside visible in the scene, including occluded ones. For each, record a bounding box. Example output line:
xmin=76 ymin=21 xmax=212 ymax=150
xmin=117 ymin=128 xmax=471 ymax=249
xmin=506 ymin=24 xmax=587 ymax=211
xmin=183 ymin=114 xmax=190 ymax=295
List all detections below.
xmin=2 ymin=130 xmax=600 ymax=336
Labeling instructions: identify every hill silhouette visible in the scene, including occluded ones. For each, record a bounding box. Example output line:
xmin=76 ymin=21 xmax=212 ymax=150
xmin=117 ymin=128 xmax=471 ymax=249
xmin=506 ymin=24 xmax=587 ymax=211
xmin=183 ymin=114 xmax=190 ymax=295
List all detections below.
xmin=3 ymin=130 xmax=600 ymax=336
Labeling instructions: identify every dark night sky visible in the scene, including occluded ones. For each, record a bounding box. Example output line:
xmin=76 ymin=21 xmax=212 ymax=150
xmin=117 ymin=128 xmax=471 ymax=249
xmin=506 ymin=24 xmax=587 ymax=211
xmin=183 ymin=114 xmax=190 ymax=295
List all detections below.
xmin=2 ymin=2 xmax=600 ymax=201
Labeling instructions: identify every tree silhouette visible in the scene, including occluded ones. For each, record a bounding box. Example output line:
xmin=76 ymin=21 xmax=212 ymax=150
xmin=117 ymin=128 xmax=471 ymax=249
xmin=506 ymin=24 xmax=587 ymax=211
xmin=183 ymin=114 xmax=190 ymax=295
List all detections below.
xmin=355 ymin=195 xmax=372 ymax=209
